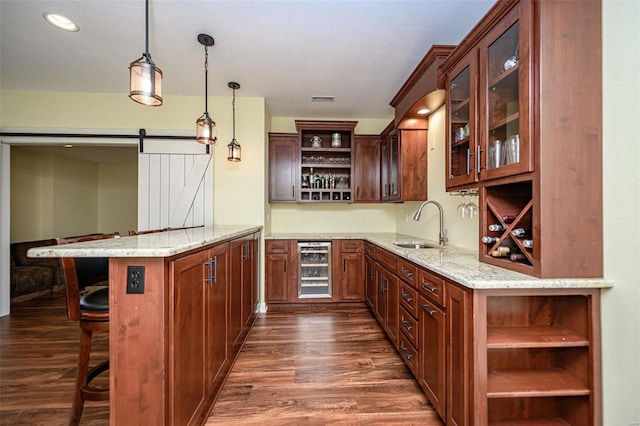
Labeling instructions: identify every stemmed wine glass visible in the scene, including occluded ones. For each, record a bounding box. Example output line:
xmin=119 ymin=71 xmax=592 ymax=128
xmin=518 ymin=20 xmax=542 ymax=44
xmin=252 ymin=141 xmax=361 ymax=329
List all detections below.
xmin=457 ymin=195 xmax=468 ymax=218
xmin=465 ymin=196 xmax=478 ymax=219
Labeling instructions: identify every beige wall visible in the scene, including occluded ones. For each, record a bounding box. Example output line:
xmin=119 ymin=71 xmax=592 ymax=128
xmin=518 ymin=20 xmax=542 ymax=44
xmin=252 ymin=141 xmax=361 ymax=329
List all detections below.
xmin=394 ymin=107 xmax=479 ymax=249
xmin=9 ymin=147 xmax=138 ymax=241
xmin=602 ymin=1 xmax=640 ymax=424
xmin=9 ymin=148 xmax=54 ymax=241
xmin=98 ymin=163 xmax=137 ymax=236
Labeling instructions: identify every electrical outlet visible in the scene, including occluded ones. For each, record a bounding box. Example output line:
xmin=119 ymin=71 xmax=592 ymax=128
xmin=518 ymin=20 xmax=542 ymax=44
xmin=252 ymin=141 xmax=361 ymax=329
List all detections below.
xmin=127 ymin=266 xmax=145 ymax=294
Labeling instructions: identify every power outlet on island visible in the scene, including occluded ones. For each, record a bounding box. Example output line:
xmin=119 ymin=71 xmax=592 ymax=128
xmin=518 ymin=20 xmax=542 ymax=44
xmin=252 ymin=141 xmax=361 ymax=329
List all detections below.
xmin=127 ymin=266 xmax=145 ymax=294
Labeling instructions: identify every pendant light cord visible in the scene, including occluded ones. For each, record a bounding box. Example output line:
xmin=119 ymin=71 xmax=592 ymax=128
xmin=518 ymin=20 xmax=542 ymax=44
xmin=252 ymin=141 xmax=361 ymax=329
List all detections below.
xmin=204 ymin=44 xmax=209 ymax=113
xmin=232 ymin=87 xmax=236 ymax=140
xmin=145 ymin=0 xmax=149 ymax=58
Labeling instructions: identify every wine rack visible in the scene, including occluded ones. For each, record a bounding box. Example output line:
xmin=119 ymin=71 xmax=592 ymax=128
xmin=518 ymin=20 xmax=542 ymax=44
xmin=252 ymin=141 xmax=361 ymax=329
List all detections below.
xmin=480 ymin=180 xmax=534 ymax=275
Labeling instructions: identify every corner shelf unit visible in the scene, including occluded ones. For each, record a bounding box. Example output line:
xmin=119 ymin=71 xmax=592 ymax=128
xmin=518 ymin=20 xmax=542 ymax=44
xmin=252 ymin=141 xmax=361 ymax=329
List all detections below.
xmin=296 ymin=120 xmax=357 ymax=203
xmin=476 ymin=289 xmax=600 ymax=425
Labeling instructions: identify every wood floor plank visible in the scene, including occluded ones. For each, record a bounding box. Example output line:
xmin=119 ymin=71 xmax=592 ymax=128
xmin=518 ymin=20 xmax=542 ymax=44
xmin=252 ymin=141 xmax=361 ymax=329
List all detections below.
xmin=0 ymin=294 xmax=442 ymax=425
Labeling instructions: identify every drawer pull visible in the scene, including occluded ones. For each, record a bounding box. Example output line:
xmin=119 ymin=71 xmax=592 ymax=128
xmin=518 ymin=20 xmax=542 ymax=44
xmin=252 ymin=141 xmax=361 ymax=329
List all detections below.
xmin=422 ymin=282 xmax=438 ymax=294
xmin=346 ymin=244 xmax=358 ymax=250
xmin=401 ymin=269 xmax=413 ymax=278
xmin=421 ymin=303 xmax=436 ymax=316
xmin=400 ymin=345 xmax=413 ymax=360
xmin=271 ymin=245 xmax=284 ymax=250
xmin=401 ymin=320 xmax=413 ymax=332
xmin=401 ymin=293 xmax=413 ymax=303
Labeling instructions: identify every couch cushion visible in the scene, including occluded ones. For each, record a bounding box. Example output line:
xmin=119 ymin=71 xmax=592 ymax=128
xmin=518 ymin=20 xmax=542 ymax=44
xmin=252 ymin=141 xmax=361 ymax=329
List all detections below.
xmin=10 ymin=266 xmax=54 ymax=298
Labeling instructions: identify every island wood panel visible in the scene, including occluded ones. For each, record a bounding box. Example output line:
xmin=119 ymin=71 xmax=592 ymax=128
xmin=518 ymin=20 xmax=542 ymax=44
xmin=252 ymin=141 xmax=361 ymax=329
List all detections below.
xmin=109 ymin=256 xmax=169 ymax=426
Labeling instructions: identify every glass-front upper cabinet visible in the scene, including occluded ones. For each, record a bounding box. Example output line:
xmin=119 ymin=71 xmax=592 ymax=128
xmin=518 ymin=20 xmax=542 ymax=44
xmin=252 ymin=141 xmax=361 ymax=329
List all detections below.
xmin=446 ymin=53 xmax=477 ymax=189
xmin=479 ymin=4 xmax=532 ymax=180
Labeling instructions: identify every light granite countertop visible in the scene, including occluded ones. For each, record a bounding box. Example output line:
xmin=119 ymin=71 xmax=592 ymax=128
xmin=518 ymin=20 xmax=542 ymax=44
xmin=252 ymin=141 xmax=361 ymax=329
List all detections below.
xmin=266 ymin=232 xmax=613 ymax=290
xmin=27 ymin=225 xmax=262 ymax=259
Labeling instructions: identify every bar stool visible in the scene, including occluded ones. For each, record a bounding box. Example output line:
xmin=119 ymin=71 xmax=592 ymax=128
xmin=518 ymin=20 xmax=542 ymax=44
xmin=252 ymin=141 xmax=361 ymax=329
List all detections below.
xmin=56 ymin=233 xmax=119 ymax=425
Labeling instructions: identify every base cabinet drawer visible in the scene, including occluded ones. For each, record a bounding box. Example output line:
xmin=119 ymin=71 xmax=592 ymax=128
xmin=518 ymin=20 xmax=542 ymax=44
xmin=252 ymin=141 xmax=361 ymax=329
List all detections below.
xmin=398 ymin=332 xmax=418 ymax=377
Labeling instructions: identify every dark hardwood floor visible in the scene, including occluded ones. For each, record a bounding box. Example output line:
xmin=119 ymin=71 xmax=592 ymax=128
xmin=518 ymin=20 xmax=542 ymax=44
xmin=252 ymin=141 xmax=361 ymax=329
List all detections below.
xmin=0 ymin=293 xmax=441 ymax=425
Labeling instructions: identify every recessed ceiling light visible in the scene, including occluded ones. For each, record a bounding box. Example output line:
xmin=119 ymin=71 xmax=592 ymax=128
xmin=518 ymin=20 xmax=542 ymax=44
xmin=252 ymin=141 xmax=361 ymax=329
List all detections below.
xmin=417 ymin=108 xmax=431 ymax=115
xmin=43 ymin=13 xmax=79 ymax=32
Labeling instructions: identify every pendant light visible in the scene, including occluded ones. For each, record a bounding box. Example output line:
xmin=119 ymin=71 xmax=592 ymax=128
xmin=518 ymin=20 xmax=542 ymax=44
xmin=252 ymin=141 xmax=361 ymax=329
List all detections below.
xmin=195 ymin=34 xmax=216 ymax=145
xmin=129 ymin=0 xmax=163 ymax=106
xmin=227 ymin=82 xmax=241 ymax=162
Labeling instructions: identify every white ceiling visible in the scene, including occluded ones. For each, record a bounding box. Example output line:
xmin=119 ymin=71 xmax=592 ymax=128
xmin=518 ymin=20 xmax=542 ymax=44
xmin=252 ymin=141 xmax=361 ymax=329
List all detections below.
xmin=0 ymin=0 xmax=494 ymax=120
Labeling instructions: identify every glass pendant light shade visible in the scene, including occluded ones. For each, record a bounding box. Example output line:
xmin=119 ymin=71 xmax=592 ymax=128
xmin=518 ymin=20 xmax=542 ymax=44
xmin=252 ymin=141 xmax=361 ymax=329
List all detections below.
xmin=196 ymin=34 xmax=216 ymax=145
xmin=129 ymin=54 xmax=163 ymax=106
xmin=227 ymin=139 xmax=241 ymax=161
xmin=196 ymin=112 xmax=216 ymax=144
xmin=129 ymin=0 xmax=162 ymax=106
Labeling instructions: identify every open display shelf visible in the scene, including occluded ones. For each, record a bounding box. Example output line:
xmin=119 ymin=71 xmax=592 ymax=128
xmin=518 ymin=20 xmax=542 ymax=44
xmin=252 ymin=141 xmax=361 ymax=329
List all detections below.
xmin=297 ymin=121 xmax=356 ymax=203
xmin=482 ymin=293 xmax=596 ymax=424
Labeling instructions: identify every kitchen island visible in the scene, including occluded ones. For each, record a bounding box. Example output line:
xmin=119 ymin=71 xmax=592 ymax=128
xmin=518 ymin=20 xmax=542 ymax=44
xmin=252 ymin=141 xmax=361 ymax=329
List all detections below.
xmin=266 ymin=232 xmax=612 ymax=425
xmin=29 ymin=225 xmax=262 ymax=426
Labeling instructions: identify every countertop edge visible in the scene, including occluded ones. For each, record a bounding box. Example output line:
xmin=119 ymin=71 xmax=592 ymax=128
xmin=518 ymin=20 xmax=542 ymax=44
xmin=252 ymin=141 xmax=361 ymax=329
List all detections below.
xmin=27 ymin=225 xmax=262 ymax=258
xmin=265 ymin=232 xmax=613 ymax=290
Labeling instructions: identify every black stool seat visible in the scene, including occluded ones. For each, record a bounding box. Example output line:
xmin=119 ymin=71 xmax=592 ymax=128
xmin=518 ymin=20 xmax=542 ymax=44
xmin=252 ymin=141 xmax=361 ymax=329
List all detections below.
xmin=80 ymin=287 xmax=109 ymax=311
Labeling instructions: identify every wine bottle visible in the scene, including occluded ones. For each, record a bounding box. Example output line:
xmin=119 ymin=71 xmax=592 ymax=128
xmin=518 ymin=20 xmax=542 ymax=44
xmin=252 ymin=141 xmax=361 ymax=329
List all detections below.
xmin=488 ymin=224 xmax=504 ymax=232
xmin=510 ymin=253 xmax=527 ymax=262
xmin=482 ymin=236 xmax=499 ymax=244
xmin=496 ymin=246 xmax=512 ymax=253
xmin=490 ymin=250 xmax=509 ymax=258
xmin=523 ymin=239 xmax=534 ymax=248
xmin=502 ymin=214 xmax=518 ymax=223
xmin=511 ymin=228 xmax=528 ymax=238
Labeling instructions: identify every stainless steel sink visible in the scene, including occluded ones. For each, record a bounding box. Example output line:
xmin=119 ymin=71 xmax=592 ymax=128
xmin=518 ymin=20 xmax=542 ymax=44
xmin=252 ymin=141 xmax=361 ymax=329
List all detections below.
xmin=393 ymin=241 xmax=440 ymax=249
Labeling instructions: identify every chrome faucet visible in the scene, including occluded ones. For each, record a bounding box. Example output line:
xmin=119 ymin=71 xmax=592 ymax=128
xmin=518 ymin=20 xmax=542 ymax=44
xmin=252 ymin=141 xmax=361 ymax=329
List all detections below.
xmin=413 ymin=200 xmax=447 ymax=247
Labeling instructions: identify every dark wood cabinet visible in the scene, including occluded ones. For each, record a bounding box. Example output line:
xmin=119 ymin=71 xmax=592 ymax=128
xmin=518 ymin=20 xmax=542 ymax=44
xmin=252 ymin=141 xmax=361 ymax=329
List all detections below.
xmin=334 ymin=240 xmax=364 ymax=301
xmin=169 ymin=242 xmax=229 ymax=426
xmin=268 ymin=133 xmax=298 ymax=202
xmin=380 ymin=122 xmax=428 ymax=202
xmin=446 ymin=282 xmax=471 ymax=426
xmin=418 ymin=294 xmax=446 ymax=420
xmin=364 ymin=256 xmax=377 ymax=311
xmin=353 ymin=135 xmax=381 ymax=202
xmin=378 ymin=265 xmax=399 ymax=347
xmin=265 ymin=240 xmax=293 ymax=303
xmin=170 ymin=249 xmax=210 ymax=426
xmin=230 ymin=235 xmax=256 ymax=355
xmin=442 ymin=0 xmax=603 ymax=278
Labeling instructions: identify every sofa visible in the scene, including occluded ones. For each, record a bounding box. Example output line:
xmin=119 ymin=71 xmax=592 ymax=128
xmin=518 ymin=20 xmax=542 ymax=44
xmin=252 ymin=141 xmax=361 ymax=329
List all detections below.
xmin=10 ymin=238 xmax=63 ymax=302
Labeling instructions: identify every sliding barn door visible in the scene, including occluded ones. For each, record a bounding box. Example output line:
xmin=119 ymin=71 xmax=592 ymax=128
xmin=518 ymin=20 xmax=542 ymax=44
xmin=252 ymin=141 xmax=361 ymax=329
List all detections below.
xmin=138 ymin=139 xmax=213 ymax=231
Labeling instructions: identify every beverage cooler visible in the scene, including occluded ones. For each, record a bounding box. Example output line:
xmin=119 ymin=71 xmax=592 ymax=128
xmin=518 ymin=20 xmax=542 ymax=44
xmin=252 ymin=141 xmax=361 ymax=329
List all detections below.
xmin=297 ymin=241 xmax=332 ymax=298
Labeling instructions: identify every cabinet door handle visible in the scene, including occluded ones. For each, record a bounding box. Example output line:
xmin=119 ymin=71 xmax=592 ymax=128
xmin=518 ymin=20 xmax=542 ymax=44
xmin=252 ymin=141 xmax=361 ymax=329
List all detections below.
xmin=401 ymin=269 xmax=412 ymax=278
xmin=422 ymin=282 xmax=438 ymax=294
xmin=466 ymin=148 xmax=472 ymax=174
xmin=476 ymin=144 xmax=483 ymax=173
xmin=242 ymin=242 xmax=250 ymax=260
xmin=380 ymin=275 xmax=387 ymax=292
xmin=401 ymin=292 xmax=413 ymax=303
xmin=292 ymin=185 xmax=296 ymax=197
xmin=400 ymin=345 xmax=413 ymax=360
xmin=205 ymin=258 xmax=213 ymax=285
xmin=343 ymin=259 xmax=346 ymax=272
xmin=212 ymin=256 xmax=218 ymax=284
xmin=283 ymin=258 xmax=287 ymax=273
xmin=421 ymin=303 xmax=437 ymax=316
xmin=401 ymin=320 xmax=413 ymax=332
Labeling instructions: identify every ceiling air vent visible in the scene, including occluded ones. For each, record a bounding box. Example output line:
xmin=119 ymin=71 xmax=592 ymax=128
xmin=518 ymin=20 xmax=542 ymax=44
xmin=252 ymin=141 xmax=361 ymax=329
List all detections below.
xmin=311 ymin=96 xmax=335 ymax=103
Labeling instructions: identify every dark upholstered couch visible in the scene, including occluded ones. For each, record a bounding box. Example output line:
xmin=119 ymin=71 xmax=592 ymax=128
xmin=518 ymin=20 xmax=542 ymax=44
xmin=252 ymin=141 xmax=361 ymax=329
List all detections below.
xmin=10 ymin=239 xmax=63 ymax=301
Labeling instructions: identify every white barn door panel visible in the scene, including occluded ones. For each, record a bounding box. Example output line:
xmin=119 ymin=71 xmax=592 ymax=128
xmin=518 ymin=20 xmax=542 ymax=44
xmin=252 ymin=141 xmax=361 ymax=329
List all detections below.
xmin=138 ymin=139 xmax=213 ymax=231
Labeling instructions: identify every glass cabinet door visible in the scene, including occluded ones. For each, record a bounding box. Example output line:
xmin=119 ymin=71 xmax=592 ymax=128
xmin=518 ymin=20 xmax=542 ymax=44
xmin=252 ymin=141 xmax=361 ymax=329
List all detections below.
xmin=446 ymin=53 xmax=477 ymax=189
xmin=479 ymin=5 xmax=532 ymax=179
